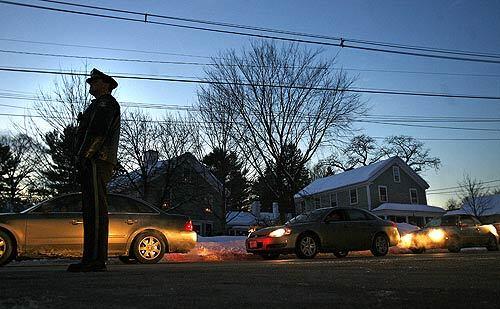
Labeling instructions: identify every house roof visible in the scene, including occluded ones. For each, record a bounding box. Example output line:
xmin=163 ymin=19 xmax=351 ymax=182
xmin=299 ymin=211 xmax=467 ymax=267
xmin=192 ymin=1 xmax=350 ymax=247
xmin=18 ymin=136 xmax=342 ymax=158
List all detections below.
xmin=295 ymin=156 xmax=429 ymax=198
xmin=226 ymin=211 xmax=257 ymax=226
xmin=446 ymin=194 xmax=500 ymax=216
xmin=372 ymin=203 xmax=446 ymax=214
xmin=110 ymin=152 xmax=225 ymax=194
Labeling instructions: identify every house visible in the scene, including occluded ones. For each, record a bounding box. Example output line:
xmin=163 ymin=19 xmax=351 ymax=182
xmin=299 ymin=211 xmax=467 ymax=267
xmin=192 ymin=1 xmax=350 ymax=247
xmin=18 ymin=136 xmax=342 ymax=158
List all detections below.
xmin=446 ymin=194 xmax=500 ymax=224
xmin=295 ymin=156 xmax=442 ymax=226
xmin=110 ymin=152 xmax=226 ymax=236
xmin=371 ymin=203 xmax=445 ymax=227
xmin=225 ymin=201 xmax=280 ymax=235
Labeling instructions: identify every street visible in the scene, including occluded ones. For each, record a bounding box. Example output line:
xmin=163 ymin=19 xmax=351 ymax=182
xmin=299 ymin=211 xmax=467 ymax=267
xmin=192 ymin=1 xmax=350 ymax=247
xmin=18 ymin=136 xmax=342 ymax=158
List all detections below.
xmin=1 ymin=251 xmax=499 ymax=308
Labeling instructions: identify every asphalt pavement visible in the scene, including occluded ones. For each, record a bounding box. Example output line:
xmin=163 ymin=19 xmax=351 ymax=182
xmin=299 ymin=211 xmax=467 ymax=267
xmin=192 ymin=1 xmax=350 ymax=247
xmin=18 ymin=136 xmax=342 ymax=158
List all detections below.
xmin=1 ymin=251 xmax=499 ymax=308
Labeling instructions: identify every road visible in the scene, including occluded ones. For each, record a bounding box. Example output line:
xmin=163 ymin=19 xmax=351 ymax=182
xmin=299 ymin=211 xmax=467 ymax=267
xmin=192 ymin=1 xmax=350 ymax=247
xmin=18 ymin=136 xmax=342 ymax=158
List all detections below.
xmin=1 ymin=251 xmax=499 ymax=308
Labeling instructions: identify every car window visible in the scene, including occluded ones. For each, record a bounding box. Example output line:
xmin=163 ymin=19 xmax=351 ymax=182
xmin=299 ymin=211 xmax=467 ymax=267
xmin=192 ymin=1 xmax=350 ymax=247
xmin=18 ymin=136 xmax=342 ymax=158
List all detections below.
xmin=324 ymin=209 xmax=347 ymax=222
xmin=346 ymin=209 xmax=373 ymax=221
xmin=108 ymin=195 xmax=157 ymax=213
xmin=425 ymin=217 xmax=442 ymax=227
xmin=460 ymin=216 xmax=477 ymax=227
xmin=32 ymin=195 xmax=82 ymax=213
xmin=440 ymin=216 xmax=458 ymax=226
xmin=287 ymin=209 xmax=329 ymax=224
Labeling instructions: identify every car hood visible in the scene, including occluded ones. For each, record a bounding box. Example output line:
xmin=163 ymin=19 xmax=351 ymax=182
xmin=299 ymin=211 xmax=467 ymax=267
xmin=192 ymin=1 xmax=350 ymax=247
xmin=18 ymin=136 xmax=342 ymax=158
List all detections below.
xmin=252 ymin=225 xmax=286 ymax=236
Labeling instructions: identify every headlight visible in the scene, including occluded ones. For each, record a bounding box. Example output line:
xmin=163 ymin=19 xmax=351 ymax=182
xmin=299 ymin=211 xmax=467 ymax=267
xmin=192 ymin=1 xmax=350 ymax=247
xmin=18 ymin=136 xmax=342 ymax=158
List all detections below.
xmin=269 ymin=227 xmax=292 ymax=238
xmin=399 ymin=233 xmax=414 ymax=248
xmin=428 ymin=229 xmax=446 ymax=242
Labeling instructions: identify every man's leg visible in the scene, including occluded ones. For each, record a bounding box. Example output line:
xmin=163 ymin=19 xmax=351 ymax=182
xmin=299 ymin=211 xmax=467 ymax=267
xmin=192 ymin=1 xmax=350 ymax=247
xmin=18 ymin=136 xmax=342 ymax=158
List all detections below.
xmin=82 ymin=159 xmax=98 ymax=263
xmin=95 ymin=160 xmax=114 ymax=263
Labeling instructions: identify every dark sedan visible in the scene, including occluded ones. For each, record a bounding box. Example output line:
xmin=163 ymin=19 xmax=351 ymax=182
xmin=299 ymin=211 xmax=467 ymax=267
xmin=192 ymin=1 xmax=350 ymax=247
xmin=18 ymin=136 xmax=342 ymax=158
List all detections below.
xmin=400 ymin=214 xmax=499 ymax=253
xmin=246 ymin=207 xmax=400 ymax=259
xmin=0 ymin=193 xmax=197 ymax=266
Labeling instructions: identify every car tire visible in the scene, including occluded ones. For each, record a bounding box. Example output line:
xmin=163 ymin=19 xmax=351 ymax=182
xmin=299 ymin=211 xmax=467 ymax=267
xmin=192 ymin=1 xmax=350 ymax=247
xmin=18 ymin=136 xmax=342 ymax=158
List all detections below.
xmin=132 ymin=231 xmax=166 ymax=264
xmin=410 ymin=247 xmax=425 ymax=254
xmin=370 ymin=233 xmax=389 ymax=257
xmin=259 ymin=253 xmax=280 ymax=260
xmin=333 ymin=250 xmax=348 ymax=258
xmin=447 ymin=237 xmax=461 ymax=253
xmin=295 ymin=233 xmax=319 ymax=259
xmin=0 ymin=230 xmax=14 ymax=266
xmin=486 ymin=235 xmax=499 ymax=251
xmin=118 ymin=255 xmax=138 ymax=264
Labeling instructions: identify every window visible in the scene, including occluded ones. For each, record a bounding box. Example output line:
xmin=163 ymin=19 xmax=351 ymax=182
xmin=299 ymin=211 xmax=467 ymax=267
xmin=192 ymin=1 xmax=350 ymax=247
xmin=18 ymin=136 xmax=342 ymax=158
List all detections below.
xmin=349 ymin=189 xmax=358 ymax=205
xmin=108 ymin=195 xmax=158 ymax=213
xmin=378 ymin=186 xmax=388 ymax=202
xmin=346 ymin=209 xmax=374 ymax=221
xmin=32 ymin=194 xmax=81 ymax=213
xmin=324 ymin=209 xmax=346 ymax=222
xmin=330 ymin=193 xmax=338 ymax=207
xmin=314 ymin=197 xmax=321 ymax=209
xmin=410 ymin=188 xmax=418 ymax=204
xmin=393 ymin=166 xmax=401 ymax=183
xmin=320 ymin=195 xmax=330 ymax=208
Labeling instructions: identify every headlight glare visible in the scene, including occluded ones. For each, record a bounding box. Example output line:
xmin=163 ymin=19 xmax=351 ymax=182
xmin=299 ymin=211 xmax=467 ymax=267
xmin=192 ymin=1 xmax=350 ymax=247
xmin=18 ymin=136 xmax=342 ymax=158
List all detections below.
xmin=269 ymin=227 xmax=291 ymax=237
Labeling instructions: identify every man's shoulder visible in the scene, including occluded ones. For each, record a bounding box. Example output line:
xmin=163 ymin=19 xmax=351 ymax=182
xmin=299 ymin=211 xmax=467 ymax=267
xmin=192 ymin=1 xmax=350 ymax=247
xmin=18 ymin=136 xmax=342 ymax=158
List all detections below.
xmin=95 ymin=94 xmax=120 ymax=108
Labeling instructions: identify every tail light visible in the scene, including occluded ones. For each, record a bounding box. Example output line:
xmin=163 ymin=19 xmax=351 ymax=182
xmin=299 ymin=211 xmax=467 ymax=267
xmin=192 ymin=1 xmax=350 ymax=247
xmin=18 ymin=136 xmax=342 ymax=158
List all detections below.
xmin=184 ymin=220 xmax=193 ymax=232
xmin=389 ymin=221 xmax=397 ymax=228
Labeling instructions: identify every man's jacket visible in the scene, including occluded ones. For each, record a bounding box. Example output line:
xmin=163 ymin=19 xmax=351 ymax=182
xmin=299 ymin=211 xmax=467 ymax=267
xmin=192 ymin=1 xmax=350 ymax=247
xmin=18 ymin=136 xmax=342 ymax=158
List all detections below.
xmin=75 ymin=94 xmax=120 ymax=165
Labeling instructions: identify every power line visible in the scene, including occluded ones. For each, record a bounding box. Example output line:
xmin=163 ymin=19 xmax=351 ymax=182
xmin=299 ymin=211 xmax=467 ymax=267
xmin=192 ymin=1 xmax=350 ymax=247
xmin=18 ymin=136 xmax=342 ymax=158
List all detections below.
xmin=3 ymin=48 xmax=500 ymax=78
xmin=2 ymin=0 xmax=500 ymax=64
xmin=359 ymin=120 xmax=500 ymax=132
xmin=35 ymin=0 xmax=500 ymax=61
xmin=2 ymin=66 xmax=500 ymax=100
xmin=427 ymin=179 xmax=500 ymax=192
xmin=426 ymin=184 xmax=500 ymax=195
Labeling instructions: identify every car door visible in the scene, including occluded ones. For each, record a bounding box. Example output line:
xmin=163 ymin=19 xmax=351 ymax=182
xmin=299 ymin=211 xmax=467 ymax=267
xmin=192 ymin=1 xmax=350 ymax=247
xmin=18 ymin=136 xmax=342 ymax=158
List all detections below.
xmin=25 ymin=194 xmax=83 ymax=256
xmin=344 ymin=209 xmax=376 ymax=250
xmin=458 ymin=215 xmax=479 ymax=246
xmin=321 ymin=209 xmax=350 ymax=250
xmin=107 ymin=195 xmax=159 ymax=255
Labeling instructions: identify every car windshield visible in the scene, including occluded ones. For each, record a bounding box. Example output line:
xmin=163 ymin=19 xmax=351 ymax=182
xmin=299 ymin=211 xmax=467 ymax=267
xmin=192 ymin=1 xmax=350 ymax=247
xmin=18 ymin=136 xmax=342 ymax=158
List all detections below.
xmin=425 ymin=217 xmax=442 ymax=228
xmin=286 ymin=209 xmax=329 ymax=224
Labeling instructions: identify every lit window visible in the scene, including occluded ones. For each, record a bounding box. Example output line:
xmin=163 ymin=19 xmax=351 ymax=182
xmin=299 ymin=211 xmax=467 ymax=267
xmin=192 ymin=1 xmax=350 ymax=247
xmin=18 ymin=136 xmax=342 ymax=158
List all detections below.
xmin=379 ymin=186 xmax=388 ymax=202
xmin=410 ymin=188 xmax=418 ymax=204
xmin=393 ymin=166 xmax=401 ymax=183
xmin=349 ymin=189 xmax=358 ymax=205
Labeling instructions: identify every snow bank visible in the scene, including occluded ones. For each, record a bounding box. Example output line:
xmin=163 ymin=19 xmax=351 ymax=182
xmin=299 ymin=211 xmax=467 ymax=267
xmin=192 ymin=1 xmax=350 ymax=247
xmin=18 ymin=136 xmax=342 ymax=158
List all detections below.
xmin=166 ymin=236 xmax=252 ymax=262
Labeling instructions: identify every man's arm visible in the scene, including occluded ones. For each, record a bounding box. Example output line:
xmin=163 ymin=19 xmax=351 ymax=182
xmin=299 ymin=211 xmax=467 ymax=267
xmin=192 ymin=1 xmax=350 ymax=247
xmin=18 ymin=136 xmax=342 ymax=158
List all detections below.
xmin=77 ymin=98 xmax=118 ymax=160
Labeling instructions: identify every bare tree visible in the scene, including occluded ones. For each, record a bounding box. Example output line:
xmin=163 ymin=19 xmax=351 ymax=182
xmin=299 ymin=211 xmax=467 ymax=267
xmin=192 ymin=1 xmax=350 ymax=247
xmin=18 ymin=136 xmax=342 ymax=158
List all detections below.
xmin=458 ymin=174 xmax=493 ymax=218
xmin=197 ymin=41 xmax=363 ymax=217
xmin=315 ymin=134 xmax=383 ymax=173
xmin=445 ymin=198 xmax=461 ymax=211
xmin=381 ymin=135 xmax=441 ymax=173
xmin=0 ymin=134 xmax=42 ymax=210
xmin=114 ymin=109 xmax=160 ymax=200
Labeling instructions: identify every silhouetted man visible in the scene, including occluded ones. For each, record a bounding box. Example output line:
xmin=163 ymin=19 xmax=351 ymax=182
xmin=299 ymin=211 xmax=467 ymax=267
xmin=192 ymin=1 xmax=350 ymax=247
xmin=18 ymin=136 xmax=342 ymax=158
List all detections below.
xmin=68 ymin=69 xmax=120 ymax=272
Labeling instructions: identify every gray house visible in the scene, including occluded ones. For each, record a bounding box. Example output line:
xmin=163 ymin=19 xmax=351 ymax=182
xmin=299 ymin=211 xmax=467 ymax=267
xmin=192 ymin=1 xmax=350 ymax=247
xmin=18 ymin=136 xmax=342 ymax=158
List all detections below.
xmin=110 ymin=152 xmax=226 ymax=236
xmin=295 ymin=156 xmax=441 ymax=226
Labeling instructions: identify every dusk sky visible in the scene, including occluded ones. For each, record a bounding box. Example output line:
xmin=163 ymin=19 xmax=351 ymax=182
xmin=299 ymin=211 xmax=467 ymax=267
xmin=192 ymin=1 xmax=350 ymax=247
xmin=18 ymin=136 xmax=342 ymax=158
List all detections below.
xmin=1 ymin=0 xmax=499 ymax=207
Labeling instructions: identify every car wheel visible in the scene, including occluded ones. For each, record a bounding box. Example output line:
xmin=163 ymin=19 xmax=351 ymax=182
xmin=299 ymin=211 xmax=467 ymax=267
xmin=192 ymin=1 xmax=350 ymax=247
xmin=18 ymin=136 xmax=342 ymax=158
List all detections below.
xmin=0 ymin=230 xmax=14 ymax=266
xmin=410 ymin=248 xmax=425 ymax=254
xmin=118 ymin=255 xmax=138 ymax=264
xmin=295 ymin=233 xmax=319 ymax=259
xmin=259 ymin=253 xmax=280 ymax=260
xmin=132 ymin=232 xmax=166 ymax=264
xmin=447 ymin=237 xmax=461 ymax=253
xmin=333 ymin=250 xmax=348 ymax=258
xmin=486 ymin=235 xmax=499 ymax=251
xmin=371 ymin=233 xmax=389 ymax=256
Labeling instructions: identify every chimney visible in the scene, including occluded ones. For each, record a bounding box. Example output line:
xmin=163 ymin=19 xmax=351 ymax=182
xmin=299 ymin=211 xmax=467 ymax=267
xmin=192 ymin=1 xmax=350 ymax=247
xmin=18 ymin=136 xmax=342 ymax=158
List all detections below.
xmin=144 ymin=150 xmax=159 ymax=171
xmin=251 ymin=201 xmax=261 ymax=218
xmin=272 ymin=202 xmax=279 ymax=219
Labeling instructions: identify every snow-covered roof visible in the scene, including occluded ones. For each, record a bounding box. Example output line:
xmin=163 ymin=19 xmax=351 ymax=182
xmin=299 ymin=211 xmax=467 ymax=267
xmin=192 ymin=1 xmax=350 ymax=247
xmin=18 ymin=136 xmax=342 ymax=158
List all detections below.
xmin=295 ymin=156 xmax=428 ymax=198
xmin=446 ymin=194 xmax=500 ymax=216
xmin=225 ymin=211 xmax=257 ymax=226
xmin=372 ymin=203 xmax=446 ymax=214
